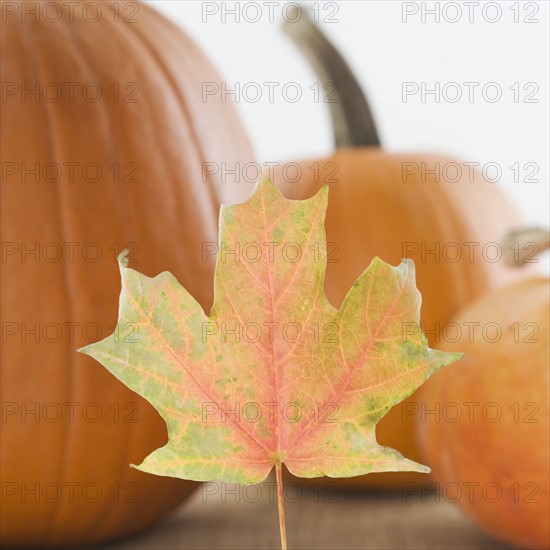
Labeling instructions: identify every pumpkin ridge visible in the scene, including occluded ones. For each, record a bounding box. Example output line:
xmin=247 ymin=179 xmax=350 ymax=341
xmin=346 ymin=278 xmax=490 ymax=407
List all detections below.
xmin=118 ymin=12 xmax=194 ymax=240
xmin=18 ymin=13 xmax=78 ymax=544
xmin=419 ymin=166 xmax=472 ymax=323
xmin=58 ymin=9 xmax=138 ymax=540
xmin=122 ymin=10 xmax=220 ymax=225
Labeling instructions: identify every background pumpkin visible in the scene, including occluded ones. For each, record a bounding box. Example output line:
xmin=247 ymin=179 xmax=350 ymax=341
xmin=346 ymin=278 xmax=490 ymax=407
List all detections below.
xmin=0 ymin=1 xmax=254 ymax=546
xmin=416 ymin=228 xmax=549 ymax=549
xmin=276 ymin=8 xmax=529 ymax=487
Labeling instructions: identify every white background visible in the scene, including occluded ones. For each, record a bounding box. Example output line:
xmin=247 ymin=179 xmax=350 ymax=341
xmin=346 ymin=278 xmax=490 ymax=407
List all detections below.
xmin=144 ymin=0 xmax=549 ymax=229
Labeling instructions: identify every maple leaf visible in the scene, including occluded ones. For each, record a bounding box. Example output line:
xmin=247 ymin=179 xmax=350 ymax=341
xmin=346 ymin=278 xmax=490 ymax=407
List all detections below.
xmin=79 ymin=179 xmax=461 ymax=548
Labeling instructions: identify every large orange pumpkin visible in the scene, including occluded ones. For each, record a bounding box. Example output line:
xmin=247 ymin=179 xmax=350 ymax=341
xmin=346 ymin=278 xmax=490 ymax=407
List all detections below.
xmin=0 ymin=1 xmax=254 ymax=546
xmin=277 ymin=9 xmax=528 ymax=487
xmin=417 ymin=229 xmax=549 ymax=549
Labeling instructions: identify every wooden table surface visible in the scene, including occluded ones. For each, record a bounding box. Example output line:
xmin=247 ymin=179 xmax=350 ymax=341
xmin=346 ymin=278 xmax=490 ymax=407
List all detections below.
xmin=96 ymin=479 xmax=514 ymax=550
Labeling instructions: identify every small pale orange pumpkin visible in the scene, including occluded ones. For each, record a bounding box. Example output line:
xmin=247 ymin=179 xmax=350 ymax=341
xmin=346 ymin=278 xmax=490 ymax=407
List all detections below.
xmin=417 ymin=228 xmax=549 ymax=549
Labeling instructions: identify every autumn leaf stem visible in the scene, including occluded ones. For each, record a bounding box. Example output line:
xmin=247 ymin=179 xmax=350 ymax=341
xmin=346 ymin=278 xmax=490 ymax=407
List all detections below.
xmin=275 ymin=462 xmax=288 ymax=550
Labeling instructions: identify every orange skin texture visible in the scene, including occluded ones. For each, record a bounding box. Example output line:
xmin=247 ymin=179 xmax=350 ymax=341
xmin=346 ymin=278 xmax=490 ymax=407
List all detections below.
xmin=276 ymin=148 xmax=529 ymax=487
xmin=417 ymin=278 xmax=550 ymax=549
xmin=1 ymin=1 xmax=254 ymax=547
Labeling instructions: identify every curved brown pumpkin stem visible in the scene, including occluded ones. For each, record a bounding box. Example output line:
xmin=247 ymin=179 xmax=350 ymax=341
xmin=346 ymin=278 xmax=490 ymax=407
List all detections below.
xmin=282 ymin=5 xmax=380 ymax=148
xmin=501 ymin=227 xmax=550 ymax=266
